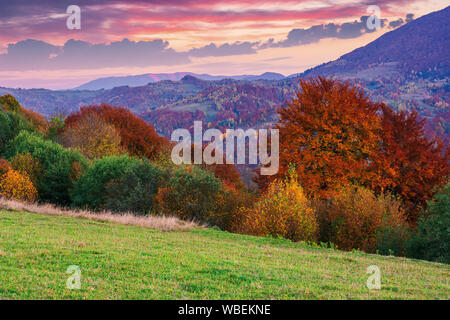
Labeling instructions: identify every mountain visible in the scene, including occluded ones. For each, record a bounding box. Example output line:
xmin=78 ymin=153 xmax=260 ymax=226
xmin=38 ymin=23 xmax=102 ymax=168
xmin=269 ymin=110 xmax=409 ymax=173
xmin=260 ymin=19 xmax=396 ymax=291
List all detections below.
xmin=74 ymin=72 xmax=285 ymax=90
xmin=299 ymin=6 xmax=449 ymax=80
xmin=289 ymin=6 xmax=450 ymax=144
xmin=0 ymin=7 xmax=448 ymax=144
xmin=0 ymin=76 xmax=217 ymax=116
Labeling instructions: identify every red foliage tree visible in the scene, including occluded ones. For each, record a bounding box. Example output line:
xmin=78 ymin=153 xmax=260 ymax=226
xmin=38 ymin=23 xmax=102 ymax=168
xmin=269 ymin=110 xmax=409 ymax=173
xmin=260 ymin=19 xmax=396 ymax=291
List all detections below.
xmin=273 ymin=77 xmax=381 ymax=199
xmin=372 ymin=105 xmax=449 ymax=223
xmin=262 ymin=77 xmax=449 ymax=224
xmin=65 ymin=104 xmax=168 ymax=159
xmin=203 ymin=161 xmax=244 ymax=190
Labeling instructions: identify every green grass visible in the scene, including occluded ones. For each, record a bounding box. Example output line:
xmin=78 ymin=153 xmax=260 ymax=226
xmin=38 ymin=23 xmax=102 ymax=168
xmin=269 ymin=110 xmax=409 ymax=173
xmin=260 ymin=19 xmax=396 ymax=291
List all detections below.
xmin=0 ymin=209 xmax=448 ymax=300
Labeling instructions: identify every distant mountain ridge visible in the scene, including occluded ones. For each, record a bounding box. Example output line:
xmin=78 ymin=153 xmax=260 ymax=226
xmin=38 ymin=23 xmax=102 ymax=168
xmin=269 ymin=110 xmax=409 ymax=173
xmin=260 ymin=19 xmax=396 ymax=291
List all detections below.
xmin=0 ymin=7 xmax=448 ymax=145
xmin=297 ymin=5 xmax=450 ymax=80
xmin=74 ymin=72 xmax=286 ymax=90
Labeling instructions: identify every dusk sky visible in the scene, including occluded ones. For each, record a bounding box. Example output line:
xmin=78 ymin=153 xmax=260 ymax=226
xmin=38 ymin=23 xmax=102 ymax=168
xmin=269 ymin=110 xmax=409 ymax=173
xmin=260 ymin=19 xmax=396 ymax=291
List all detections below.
xmin=0 ymin=0 xmax=448 ymax=89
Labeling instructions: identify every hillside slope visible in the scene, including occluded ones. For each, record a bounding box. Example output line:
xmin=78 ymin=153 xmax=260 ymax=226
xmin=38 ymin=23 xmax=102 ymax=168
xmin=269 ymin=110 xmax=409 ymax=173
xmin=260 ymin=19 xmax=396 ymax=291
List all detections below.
xmin=300 ymin=6 xmax=450 ymax=79
xmin=0 ymin=209 xmax=448 ymax=299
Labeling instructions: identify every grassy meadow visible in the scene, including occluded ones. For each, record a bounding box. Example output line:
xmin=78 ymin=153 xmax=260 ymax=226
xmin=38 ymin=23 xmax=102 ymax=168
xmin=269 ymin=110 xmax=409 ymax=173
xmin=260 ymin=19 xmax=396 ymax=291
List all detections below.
xmin=0 ymin=208 xmax=448 ymax=300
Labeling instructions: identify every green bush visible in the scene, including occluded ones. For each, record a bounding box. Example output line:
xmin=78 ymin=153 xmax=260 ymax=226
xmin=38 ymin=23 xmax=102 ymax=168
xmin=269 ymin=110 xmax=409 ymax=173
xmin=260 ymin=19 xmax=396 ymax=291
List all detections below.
xmin=406 ymin=183 xmax=450 ymax=264
xmin=71 ymin=155 xmax=141 ymax=210
xmin=5 ymin=131 xmax=87 ymax=205
xmin=376 ymin=224 xmax=412 ymax=257
xmin=0 ymin=111 xmax=34 ymax=155
xmin=47 ymin=115 xmax=65 ymax=141
xmin=154 ymin=166 xmax=222 ymax=223
xmin=104 ymin=160 xmax=162 ymax=215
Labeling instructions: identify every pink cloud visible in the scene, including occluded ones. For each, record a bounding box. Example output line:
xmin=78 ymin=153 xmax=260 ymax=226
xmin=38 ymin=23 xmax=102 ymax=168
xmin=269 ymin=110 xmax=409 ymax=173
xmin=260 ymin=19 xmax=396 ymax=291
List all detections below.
xmin=0 ymin=0 xmax=420 ymax=45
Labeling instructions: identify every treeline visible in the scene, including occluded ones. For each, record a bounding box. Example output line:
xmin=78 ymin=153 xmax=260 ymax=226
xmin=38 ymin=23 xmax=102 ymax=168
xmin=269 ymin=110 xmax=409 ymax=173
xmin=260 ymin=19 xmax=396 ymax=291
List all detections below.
xmin=0 ymin=77 xmax=448 ymax=264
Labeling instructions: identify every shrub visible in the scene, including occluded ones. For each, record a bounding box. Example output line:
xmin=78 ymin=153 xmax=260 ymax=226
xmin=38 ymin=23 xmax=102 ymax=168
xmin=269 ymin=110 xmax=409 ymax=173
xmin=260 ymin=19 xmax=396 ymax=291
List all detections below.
xmin=0 ymin=169 xmax=37 ymax=202
xmin=233 ymin=170 xmax=318 ymax=242
xmin=61 ymin=113 xmax=124 ymax=159
xmin=406 ymin=183 xmax=450 ymax=264
xmin=376 ymin=224 xmax=413 ymax=257
xmin=5 ymin=131 xmax=87 ymax=205
xmin=310 ymin=198 xmax=333 ymax=244
xmin=104 ymin=160 xmax=162 ymax=215
xmin=154 ymin=166 xmax=222 ymax=223
xmin=326 ymin=186 xmax=406 ymax=252
xmin=71 ymin=155 xmax=140 ymax=210
xmin=211 ymin=185 xmax=256 ymax=231
xmin=10 ymin=153 xmax=43 ymax=187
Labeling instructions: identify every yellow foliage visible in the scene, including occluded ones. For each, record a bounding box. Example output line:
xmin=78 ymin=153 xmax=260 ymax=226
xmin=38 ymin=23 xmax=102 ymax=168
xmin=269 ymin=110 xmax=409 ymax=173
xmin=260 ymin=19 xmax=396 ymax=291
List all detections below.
xmin=234 ymin=170 xmax=318 ymax=242
xmin=10 ymin=153 xmax=43 ymax=187
xmin=326 ymin=186 xmax=406 ymax=252
xmin=61 ymin=113 xmax=124 ymax=159
xmin=0 ymin=170 xmax=37 ymax=202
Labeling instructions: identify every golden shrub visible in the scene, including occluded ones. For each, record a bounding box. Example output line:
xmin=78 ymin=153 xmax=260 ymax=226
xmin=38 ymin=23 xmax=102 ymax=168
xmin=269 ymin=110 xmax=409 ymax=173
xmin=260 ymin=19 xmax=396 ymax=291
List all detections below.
xmin=10 ymin=153 xmax=43 ymax=187
xmin=0 ymin=169 xmax=37 ymax=202
xmin=326 ymin=186 xmax=406 ymax=252
xmin=234 ymin=171 xmax=318 ymax=242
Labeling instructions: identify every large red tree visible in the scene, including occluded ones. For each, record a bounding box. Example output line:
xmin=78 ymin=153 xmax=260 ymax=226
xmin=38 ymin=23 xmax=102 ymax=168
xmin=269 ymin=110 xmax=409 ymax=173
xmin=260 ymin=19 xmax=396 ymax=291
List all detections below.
xmin=265 ymin=77 xmax=449 ymax=224
xmin=274 ymin=77 xmax=381 ymax=199
xmin=65 ymin=104 xmax=168 ymax=160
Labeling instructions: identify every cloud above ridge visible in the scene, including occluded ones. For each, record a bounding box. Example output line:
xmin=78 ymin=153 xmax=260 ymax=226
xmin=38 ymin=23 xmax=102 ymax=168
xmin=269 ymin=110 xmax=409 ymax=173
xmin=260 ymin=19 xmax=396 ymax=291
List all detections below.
xmin=0 ymin=13 xmax=414 ymax=71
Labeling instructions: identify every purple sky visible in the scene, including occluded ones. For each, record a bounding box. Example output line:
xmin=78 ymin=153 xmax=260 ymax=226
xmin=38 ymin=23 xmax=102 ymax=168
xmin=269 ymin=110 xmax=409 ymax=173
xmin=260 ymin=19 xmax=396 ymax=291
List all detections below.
xmin=0 ymin=0 xmax=446 ymax=89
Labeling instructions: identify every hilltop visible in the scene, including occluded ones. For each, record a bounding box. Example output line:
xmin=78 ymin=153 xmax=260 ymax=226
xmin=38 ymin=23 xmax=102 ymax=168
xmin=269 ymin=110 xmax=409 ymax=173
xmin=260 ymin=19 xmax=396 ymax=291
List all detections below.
xmin=73 ymin=72 xmax=286 ymax=90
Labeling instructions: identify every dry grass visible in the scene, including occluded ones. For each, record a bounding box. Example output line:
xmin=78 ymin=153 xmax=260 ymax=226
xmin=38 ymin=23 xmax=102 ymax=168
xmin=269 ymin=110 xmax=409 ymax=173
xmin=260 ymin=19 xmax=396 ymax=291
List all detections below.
xmin=0 ymin=198 xmax=198 ymax=231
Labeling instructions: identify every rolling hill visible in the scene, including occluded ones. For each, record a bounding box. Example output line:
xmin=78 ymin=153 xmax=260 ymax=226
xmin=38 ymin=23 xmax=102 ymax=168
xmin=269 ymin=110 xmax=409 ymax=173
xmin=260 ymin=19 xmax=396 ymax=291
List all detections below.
xmin=74 ymin=72 xmax=286 ymax=90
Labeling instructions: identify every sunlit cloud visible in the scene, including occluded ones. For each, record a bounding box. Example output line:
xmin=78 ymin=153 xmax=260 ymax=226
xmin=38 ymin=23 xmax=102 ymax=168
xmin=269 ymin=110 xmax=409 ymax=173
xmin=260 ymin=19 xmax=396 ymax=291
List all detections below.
xmin=0 ymin=0 xmax=446 ymax=88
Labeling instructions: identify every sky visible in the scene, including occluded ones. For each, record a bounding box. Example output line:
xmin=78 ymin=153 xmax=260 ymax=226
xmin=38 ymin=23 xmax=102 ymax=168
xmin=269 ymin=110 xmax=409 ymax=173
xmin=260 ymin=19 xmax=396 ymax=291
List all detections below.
xmin=0 ymin=0 xmax=448 ymax=89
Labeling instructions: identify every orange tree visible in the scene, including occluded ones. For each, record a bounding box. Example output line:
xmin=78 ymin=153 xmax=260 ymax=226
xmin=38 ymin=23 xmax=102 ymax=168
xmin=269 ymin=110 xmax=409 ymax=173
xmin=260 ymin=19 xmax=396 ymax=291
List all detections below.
xmin=0 ymin=169 xmax=37 ymax=202
xmin=274 ymin=77 xmax=381 ymax=199
xmin=65 ymin=104 xmax=168 ymax=160
xmin=61 ymin=113 xmax=124 ymax=159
